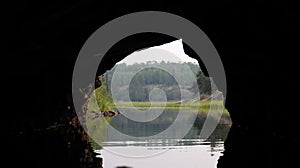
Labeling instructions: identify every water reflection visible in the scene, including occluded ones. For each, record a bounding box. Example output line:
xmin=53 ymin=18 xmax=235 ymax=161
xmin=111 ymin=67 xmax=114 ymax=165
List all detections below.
xmin=13 ymin=107 xmax=230 ymax=168
xmin=90 ymin=108 xmax=231 ymax=168
xmin=97 ymin=141 xmax=225 ymax=168
xmin=100 ymin=108 xmax=231 ymax=141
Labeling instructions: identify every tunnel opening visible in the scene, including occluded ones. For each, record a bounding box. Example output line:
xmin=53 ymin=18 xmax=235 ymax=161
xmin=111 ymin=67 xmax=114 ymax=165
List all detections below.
xmin=82 ymin=32 xmax=231 ymax=167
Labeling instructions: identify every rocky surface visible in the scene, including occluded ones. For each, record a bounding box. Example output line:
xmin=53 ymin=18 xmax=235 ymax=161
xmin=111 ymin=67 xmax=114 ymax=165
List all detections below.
xmin=6 ymin=2 xmax=296 ymax=168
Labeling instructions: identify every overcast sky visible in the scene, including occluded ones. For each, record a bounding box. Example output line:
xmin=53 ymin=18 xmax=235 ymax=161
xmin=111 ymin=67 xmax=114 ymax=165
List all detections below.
xmin=117 ymin=39 xmax=198 ymax=65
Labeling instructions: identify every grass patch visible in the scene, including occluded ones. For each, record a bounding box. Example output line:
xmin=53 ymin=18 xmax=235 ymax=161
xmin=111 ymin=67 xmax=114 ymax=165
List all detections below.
xmin=114 ymin=101 xmax=230 ymax=116
xmin=87 ymin=82 xmax=114 ymax=113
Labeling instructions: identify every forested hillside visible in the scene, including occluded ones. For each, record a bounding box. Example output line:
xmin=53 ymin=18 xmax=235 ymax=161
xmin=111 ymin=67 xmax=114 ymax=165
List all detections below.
xmin=104 ymin=61 xmax=213 ymax=101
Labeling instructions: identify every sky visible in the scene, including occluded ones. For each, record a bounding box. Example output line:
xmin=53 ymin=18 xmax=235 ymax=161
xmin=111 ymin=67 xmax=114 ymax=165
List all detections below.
xmin=117 ymin=39 xmax=199 ymax=65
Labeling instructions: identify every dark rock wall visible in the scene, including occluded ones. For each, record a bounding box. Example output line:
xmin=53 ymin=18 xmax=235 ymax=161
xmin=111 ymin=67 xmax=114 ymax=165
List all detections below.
xmin=5 ymin=1 xmax=296 ymax=168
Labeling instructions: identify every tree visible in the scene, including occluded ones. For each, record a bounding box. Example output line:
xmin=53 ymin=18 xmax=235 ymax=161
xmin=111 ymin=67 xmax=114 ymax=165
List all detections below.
xmin=190 ymin=71 xmax=212 ymax=95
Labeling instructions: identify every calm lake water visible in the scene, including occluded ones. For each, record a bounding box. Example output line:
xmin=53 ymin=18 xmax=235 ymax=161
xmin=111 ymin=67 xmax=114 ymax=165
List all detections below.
xmin=88 ymin=108 xmax=231 ymax=168
xmin=96 ymin=141 xmax=224 ymax=168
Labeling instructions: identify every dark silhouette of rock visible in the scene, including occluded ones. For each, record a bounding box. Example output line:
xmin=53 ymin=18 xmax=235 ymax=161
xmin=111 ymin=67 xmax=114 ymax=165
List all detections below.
xmin=6 ymin=1 xmax=296 ymax=168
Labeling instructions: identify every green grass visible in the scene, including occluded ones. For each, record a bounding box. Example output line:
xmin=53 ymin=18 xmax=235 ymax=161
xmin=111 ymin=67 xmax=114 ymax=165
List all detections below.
xmin=87 ymin=82 xmax=114 ymax=113
xmin=114 ymin=101 xmax=230 ymax=115
xmin=86 ymin=82 xmax=229 ymax=116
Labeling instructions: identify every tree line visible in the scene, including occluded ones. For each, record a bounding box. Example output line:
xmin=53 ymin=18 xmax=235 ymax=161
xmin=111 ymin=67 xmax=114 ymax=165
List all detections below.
xmin=104 ymin=61 xmax=213 ymax=101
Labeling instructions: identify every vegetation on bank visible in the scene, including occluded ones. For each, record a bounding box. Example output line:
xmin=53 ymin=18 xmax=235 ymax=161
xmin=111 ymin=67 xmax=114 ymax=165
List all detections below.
xmin=87 ymin=82 xmax=114 ymax=113
xmin=85 ymin=73 xmax=230 ymax=145
xmin=86 ymin=82 xmax=229 ymax=116
xmin=86 ymin=82 xmax=113 ymax=145
xmin=86 ymin=63 xmax=229 ymax=117
xmin=114 ymin=101 xmax=229 ymax=115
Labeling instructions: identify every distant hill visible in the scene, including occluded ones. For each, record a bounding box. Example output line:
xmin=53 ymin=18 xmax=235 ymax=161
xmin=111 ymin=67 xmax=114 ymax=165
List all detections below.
xmin=103 ymin=61 xmax=212 ymax=102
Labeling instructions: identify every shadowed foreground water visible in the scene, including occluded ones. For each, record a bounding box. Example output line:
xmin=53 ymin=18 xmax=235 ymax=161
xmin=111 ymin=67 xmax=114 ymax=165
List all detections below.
xmin=10 ymin=107 xmax=230 ymax=168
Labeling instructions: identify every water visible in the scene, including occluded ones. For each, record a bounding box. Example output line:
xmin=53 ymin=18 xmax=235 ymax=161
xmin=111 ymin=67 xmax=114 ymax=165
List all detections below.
xmin=96 ymin=142 xmax=224 ymax=168
xmin=88 ymin=108 xmax=231 ymax=168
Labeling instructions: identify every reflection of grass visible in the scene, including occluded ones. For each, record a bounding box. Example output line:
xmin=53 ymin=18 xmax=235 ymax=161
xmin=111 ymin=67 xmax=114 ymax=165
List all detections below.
xmin=88 ymin=136 xmax=102 ymax=150
xmin=115 ymin=101 xmax=230 ymax=115
xmin=85 ymin=82 xmax=113 ymax=147
xmin=86 ymin=117 xmax=111 ymax=146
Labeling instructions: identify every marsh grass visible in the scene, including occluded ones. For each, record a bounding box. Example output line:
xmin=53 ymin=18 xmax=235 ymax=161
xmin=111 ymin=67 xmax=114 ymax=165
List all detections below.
xmin=114 ymin=101 xmax=229 ymax=115
xmin=86 ymin=82 xmax=229 ymax=116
